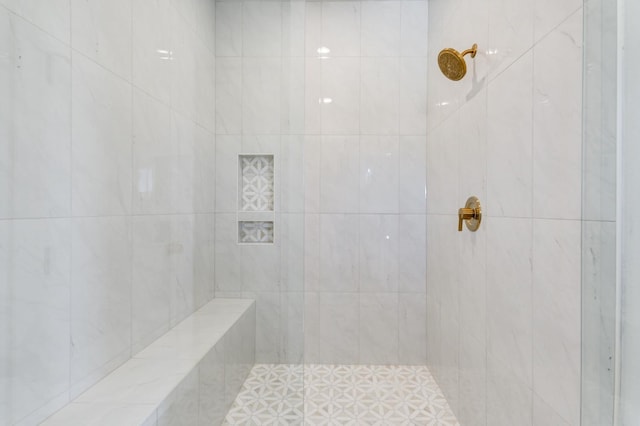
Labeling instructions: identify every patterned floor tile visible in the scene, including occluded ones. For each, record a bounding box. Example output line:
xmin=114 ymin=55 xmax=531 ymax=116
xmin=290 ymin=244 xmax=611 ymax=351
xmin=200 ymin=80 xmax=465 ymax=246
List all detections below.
xmin=224 ymin=364 xmax=459 ymax=426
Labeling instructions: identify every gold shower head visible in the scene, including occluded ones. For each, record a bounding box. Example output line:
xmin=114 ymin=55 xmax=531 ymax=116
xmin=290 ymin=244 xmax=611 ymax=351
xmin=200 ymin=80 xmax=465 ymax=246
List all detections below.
xmin=438 ymin=44 xmax=478 ymax=81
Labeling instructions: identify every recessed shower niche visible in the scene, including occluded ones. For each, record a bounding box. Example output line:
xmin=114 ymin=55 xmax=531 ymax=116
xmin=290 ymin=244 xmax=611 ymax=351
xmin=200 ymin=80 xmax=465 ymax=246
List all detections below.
xmin=238 ymin=154 xmax=275 ymax=244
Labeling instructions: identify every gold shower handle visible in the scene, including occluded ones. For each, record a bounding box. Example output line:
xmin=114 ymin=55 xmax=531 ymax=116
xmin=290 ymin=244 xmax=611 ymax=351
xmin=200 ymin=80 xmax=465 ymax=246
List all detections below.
xmin=457 ymin=197 xmax=482 ymax=232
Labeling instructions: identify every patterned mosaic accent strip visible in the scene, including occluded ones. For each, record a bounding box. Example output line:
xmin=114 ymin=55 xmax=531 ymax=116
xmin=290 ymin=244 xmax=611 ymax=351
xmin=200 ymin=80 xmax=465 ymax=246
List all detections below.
xmin=223 ymin=364 xmax=460 ymax=426
xmin=240 ymin=155 xmax=274 ymax=211
xmin=238 ymin=221 xmax=274 ymax=244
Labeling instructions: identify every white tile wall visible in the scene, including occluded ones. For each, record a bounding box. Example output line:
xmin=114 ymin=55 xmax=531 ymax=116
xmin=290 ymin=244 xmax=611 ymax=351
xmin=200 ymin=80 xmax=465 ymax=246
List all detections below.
xmin=0 ymin=9 xmax=71 ymax=219
xmin=619 ymin=0 xmax=640 ymax=422
xmin=0 ymin=1 xmax=217 ymax=423
xmin=426 ymin=2 xmax=584 ymax=425
xmin=302 ymin=0 xmax=429 ymax=366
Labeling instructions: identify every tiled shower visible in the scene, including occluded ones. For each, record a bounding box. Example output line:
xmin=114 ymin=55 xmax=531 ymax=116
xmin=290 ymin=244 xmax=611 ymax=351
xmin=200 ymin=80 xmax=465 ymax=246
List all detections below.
xmin=0 ymin=0 xmax=634 ymax=425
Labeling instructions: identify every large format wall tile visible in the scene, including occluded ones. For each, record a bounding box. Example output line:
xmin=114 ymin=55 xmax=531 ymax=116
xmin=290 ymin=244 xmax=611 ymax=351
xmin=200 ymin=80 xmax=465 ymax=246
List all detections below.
xmin=487 ymin=52 xmax=533 ymax=218
xmin=0 ymin=10 xmax=71 ymax=219
xmin=533 ymin=10 xmax=583 ymax=220
xmin=426 ymin=2 xmax=584 ymax=423
xmin=132 ymin=0 xmax=172 ymax=105
xmin=71 ymin=53 xmax=132 ymax=216
xmin=0 ymin=0 xmax=70 ymax=43
xmin=70 ymin=217 xmax=132 ymax=398
xmin=360 ymin=136 xmax=400 ymax=214
xmin=2 ymin=2 xmax=218 ymax=423
xmin=532 ymin=219 xmax=581 ymax=425
xmin=71 ymin=0 xmax=132 ymax=81
xmin=0 ymin=219 xmax=71 ymax=425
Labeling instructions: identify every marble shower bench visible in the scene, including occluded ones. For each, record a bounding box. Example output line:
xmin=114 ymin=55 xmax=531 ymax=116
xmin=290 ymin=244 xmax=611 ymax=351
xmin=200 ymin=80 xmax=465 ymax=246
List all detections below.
xmin=41 ymin=299 xmax=256 ymax=426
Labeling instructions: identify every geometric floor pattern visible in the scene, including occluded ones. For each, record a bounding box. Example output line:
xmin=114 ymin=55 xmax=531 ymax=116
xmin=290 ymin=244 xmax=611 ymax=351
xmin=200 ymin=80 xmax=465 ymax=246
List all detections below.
xmin=223 ymin=364 xmax=460 ymax=426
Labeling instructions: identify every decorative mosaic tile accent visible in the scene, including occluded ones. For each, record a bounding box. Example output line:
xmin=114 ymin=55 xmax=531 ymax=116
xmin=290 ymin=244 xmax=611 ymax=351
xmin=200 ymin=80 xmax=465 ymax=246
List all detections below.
xmin=240 ymin=155 xmax=275 ymax=211
xmin=224 ymin=364 xmax=460 ymax=426
xmin=238 ymin=221 xmax=274 ymax=244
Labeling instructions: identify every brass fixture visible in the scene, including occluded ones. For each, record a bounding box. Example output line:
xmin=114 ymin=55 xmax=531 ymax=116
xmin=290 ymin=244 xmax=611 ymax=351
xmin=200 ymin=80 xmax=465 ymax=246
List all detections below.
xmin=458 ymin=196 xmax=482 ymax=232
xmin=438 ymin=44 xmax=478 ymax=81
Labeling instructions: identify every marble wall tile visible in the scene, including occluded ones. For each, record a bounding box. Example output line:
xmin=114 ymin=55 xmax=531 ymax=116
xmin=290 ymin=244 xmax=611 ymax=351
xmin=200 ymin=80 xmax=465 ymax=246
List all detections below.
xmin=532 ymin=219 xmax=581 ymax=425
xmin=359 ymin=136 xmax=400 ymax=213
xmin=280 ymin=213 xmax=304 ymax=292
xmin=361 ymin=1 xmax=401 ymax=57
xmin=282 ymin=2 xmax=305 ymax=58
xmin=242 ymin=57 xmax=281 ymax=135
xmin=581 ymin=221 xmax=616 ymax=426
xmin=170 ymin=13 xmax=200 ymax=125
xmin=319 ymin=214 xmax=359 ymax=293
xmin=193 ymin=213 xmax=215 ymax=309
xmin=318 ymin=292 xmax=359 ymax=364
xmin=303 ymin=2 xmax=320 ymax=58
xmin=71 ymin=0 xmax=132 ymax=80
xmin=360 ymin=293 xmax=399 ymax=364
xmin=319 ymin=135 xmax=359 ymax=213
xmin=303 ymin=136 xmax=321 ymax=214
xmin=399 ymin=136 xmax=427 ymax=213
xmin=71 ymin=53 xmax=132 ymax=216
xmin=215 ymin=58 xmax=242 ymax=134
xmin=280 ymin=137 xmax=305 ymax=214
xmin=281 ymin=57 xmax=306 ymax=135
xmin=486 ymin=217 xmax=533 ymax=387
xmin=360 ymin=58 xmax=400 ymax=135
xmin=70 ymin=217 xmax=132 ymax=398
xmin=359 ymin=214 xmax=399 ymax=293
xmin=400 ymin=1 xmax=428 ymax=57
xmin=321 ymin=58 xmax=360 ymax=135
xmin=534 ymin=0 xmax=582 ymax=42
xmin=486 ymin=52 xmax=533 ymax=218
xmin=245 ymin=291 xmax=280 ymax=363
xmin=192 ymin=0 xmax=216 ymax=53
xmin=533 ymin=392 xmax=571 ymax=426
xmin=487 ymin=0 xmax=534 ymax=78
xmin=0 ymin=219 xmax=71 ymax=425
xmin=132 ymin=215 xmax=172 ymax=354
xmin=458 ymin=334 xmax=487 ymax=426
xmin=533 ymin=10 xmax=582 ymax=220
xmin=280 ymin=292 xmax=304 ymax=364
xmin=400 ymin=58 xmax=428 ymax=135
xmin=215 ymin=1 xmax=242 ymax=57
xmin=132 ymin=89 xmax=171 ymax=213
xmin=426 ymin=114 xmax=459 ymax=215
xmin=321 ymin=2 xmax=360 ymax=57
xmin=0 ymin=0 xmax=70 ymax=43
xmin=619 ymin=2 xmax=640 ymax=421
xmin=132 ymin=0 xmax=172 ymax=105
xmin=2 ymin=1 xmax=219 ymax=422
xmin=398 ymin=214 xmax=427 ymax=293
xmin=486 ymin=355 xmax=533 ymax=426
xmin=304 ymin=59 xmax=322 ymax=135
xmin=427 ymin=2 xmax=584 ymax=425
xmin=458 ymin=90 xmax=487 ymax=204
xmin=243 ymin=1 xmax=281 ymax=57
xmin=214 ymin=214 xmax=241 ymax=294
xmin=242 ymin=243 xmax=281 ymax=293
xmin=0 ymin=11 xmax=71 ymax=219
xmin=133 ymin=100 xmax=216 ymax=215
xmin=303 ymin=214 xmax=320 ymax=293
xmin=398 ymin=293 xmax=427 ymax=364
xmin=214 ymin=135 xmax=240 ymax=214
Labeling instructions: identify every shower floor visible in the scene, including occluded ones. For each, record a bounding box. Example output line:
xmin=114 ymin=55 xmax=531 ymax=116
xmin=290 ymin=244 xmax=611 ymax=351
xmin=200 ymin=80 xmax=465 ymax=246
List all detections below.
xmin=223 ymin=364 xmax=459 ymax=426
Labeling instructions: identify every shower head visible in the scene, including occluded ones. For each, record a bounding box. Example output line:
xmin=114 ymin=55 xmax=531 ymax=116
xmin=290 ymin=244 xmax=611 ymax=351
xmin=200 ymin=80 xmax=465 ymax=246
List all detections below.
xmin=437 ymin=43 xmax=478 ymax=81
